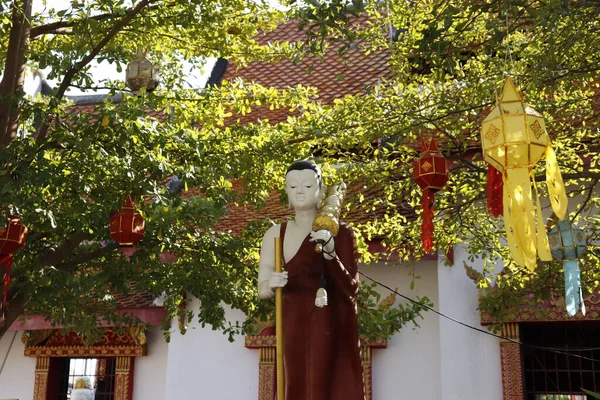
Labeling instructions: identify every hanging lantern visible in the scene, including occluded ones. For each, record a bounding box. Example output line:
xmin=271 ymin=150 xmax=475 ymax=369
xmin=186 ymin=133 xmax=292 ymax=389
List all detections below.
xmin=0 ymin=215 xmax=28 ymax=321
xmin=481 ymin=77 xmax=568 ymax=271
xmin=548 ymin=220 xmax=587 ymax=317
xmin=110 ymin=197 xmax=145 ymax=250
xmin=413 ymin=138 xmax=449 ymax=253
xmin=125 ymin=52 xmax=159 ymax=94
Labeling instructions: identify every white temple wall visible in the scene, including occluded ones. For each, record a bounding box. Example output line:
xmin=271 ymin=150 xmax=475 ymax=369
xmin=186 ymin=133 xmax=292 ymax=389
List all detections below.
xmin=364 ymin=260 xmax=442 ymax=400
xmin=163 ymin=299 xmax=258 ymax=400
xmin=133 ymin=326 xmax=168 ymax=400
xmin=0 ymin=331 xmax=36 ymax=400
xmin=438 ymin=245 xmax=503 ymax=400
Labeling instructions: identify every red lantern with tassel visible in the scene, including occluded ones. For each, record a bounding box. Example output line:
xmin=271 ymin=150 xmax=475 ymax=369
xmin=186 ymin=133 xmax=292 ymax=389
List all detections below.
xmin=413 ymin=138 xmax=449 ymax=253
xmin=0 ymin=215 xmax=28 ymax=321
xmin=110 ymin=197 xmax=145 ymax=253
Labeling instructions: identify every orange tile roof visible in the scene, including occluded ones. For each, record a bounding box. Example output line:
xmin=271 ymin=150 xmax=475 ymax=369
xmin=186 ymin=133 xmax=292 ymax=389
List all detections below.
xmin=66 ymin=95 xmax=166 ymax=122
xmin=216 ymin=20 xmax=410 ymax=233
xmin=215 ymin=183 xmax=415 ymax=236
xmin=113 ymin=282 xmax=159 ymax=308
xmin=222 ymin=20 xmax=392 ymax=124
xmin=65 ymin=20 xmax=403 ymax=245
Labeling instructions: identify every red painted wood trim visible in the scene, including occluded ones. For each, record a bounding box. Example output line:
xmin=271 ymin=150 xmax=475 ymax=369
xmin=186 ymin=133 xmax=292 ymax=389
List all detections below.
xmin=8 ymin=307 xmax=166 ymax=331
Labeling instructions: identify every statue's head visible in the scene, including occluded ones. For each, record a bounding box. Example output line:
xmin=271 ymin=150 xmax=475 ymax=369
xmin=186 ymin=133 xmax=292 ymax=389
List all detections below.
xmin=74 ymin=376 xmax=91 ymax=389
xmin=285 ymin=160 xmax=323 ymax=211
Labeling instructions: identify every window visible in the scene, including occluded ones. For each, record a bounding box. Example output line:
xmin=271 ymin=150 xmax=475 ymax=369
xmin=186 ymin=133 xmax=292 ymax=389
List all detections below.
xmin=521 ymin=322 xmax=600 ymax=399
xmin=49 ymin=358 xmax=116 ymax=400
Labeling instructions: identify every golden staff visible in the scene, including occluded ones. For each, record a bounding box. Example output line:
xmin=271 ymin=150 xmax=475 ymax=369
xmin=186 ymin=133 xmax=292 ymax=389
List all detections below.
xmin=274 ymin=237 xmax=285 ymax=400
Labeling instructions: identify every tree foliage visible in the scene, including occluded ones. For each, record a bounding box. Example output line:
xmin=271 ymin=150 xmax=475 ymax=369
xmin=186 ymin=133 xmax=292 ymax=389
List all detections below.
xmin=1 ymin=0 xmax=600 ymax=340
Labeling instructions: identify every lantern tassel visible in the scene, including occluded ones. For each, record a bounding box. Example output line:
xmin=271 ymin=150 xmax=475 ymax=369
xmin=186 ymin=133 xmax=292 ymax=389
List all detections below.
xmin=563 ymin=259 xmax=584 ymax=317
xmin=532 ymin=170 xmax=552 ymax=261
xmin=0 ymin=254 xmax=12 ymax=321
xmin=504 ymin=169 xmax=537 ymax=270
xmin=487 ymin=165 xmax=503 ymax=217
xmin=421 ymin=190 xmax=435 ymax=253
xmin=545 ymin=140 xmax=568 ymax=220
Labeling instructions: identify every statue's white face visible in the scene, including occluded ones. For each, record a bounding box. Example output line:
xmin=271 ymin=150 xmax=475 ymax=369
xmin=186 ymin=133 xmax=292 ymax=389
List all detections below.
xmin=286 ymin=169 xmax=322 ymax=211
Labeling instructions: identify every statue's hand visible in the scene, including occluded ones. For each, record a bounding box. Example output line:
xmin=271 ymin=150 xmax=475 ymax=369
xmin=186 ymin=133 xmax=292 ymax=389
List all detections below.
xmin=310 ymin=229 xmax=336 ymax=260
xmin=267 ymin=271 xmax=288 ymax=292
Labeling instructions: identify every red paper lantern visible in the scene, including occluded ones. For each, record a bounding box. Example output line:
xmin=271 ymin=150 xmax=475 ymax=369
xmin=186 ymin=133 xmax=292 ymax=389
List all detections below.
xmin=0 ymin=215 xmax=28 ymax=321
xmin=110 ymin=197 xmax=145 ymax=247
xmin=413 ymin=138 xmax=449 ymax=253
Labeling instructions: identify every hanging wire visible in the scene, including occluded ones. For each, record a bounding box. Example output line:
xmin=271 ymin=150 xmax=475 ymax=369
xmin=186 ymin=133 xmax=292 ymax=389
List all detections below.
xmin=327 ymin=252 xmax=600 ymax=363
xmin=503 ymin=1 xmax=515 ymax=75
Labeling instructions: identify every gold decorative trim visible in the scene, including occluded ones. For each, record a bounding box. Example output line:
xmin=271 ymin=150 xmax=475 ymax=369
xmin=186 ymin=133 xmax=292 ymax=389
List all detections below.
xmin=115 ymin=374 xmax=129 ymax=400
xmin=245 ymin=335 xmax=387 ymax=349
xmin=22 ymin=329 xmax=53 ymax=346
xmin=245 ymin=335 xmax=277 ymax=348
xmin=116 ymin=356 xmax=131 ymax=372
xmin=480 ymin=290 xmax=600 ymax=325
xmin=114 ymin=356 xmax=133 ymax=400
xmin=32 ymin=357 xmax=50 ymax=400
xmin=35 ymin=356 xmax=50 ymax=371
xmin=361 ymin=347 xmax=372 ymax=400
xmin=128 ymin=326 xmax=147 ymax=345
xmin=24 ymin=345 xmax=146 ymax=357
xmin=24 ymin=328 xmax=148 ymax=358
xmin=500 ymin=341 xmax=524 ymax=400
xmin=500 ymin=323 xmax=520 ymax=342
xmin=258 ymin=348 xmax=276 ymax=400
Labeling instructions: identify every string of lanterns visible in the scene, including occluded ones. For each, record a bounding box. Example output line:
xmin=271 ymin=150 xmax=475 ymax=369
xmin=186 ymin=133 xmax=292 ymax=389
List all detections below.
xmin=411 ymin=77 xmax=584 ymax=316
xmin=0 ymin=60 xmax=588 ymax=321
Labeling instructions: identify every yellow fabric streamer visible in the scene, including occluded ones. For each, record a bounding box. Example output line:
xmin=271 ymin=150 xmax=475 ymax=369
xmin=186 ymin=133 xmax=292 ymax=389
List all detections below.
xmin=532 ymin=170 xmax=553 ymax=262
xmin=502 ymin=173 xmax=526 ymax=268
xmin=545 ymin=140 xmax=568 ymax=220
xmin=506 ymin=168 xmax=537 ymax=270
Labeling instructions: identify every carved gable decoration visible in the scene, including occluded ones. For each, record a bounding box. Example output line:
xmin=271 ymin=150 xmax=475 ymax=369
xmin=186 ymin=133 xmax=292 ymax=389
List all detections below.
xmin=23 ymin=327 xmax=147 ymax=357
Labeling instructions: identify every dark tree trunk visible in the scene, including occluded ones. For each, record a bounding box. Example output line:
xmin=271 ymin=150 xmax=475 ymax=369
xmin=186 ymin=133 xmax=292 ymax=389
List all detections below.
xmin=0 ymin=0 xmax=32 ymax=148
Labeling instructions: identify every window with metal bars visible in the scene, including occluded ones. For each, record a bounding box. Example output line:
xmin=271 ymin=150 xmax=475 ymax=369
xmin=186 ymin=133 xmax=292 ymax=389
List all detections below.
xmin=51 ymin=357 xmax=116 ymax=400
xmin=521 ymin=322 xmax=600 ymax=399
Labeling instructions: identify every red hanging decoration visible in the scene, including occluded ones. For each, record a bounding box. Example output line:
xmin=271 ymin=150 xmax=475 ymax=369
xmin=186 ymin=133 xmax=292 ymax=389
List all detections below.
xmin=0 ymin=215 xmax=28 ymax=321
xmin=110 ymin=197 xmax=145 ymax=248
xmin=486 ymin=165 xmax=503 ymax=218
xmin=413 ymin=138 xmax=449 ymax=253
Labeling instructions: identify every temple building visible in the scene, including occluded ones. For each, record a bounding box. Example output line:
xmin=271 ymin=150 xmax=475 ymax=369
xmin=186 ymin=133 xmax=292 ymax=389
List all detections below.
xmin=1 ymin=20 xmax=599 ymax=400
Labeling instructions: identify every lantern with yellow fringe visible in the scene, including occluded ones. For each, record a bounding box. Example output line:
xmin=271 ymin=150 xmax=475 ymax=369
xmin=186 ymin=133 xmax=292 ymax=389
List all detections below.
xmin=481 ymin=77 xmax=568 ymax=271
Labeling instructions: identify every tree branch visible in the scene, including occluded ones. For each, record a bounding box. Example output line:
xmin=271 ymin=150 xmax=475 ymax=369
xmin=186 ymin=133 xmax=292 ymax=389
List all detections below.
xmin=572 ymin=178 xmax=599 ymax=220
xmin=534 ymin=171 xmax=600 ymax=182
xmin=0 ymin=290 xmax=27 ymax=339
xmin=56 ymin=242 xmax=119 ymax=270
xmin=0 ymin=0 xmax=32 ymax=148
xmin=41 ymin=231 xmax=92 ymax=267
xmin=29 ymin=4 xmax=163 ymax=39
xmin=36 ymin=0 xmax=157 ymax=141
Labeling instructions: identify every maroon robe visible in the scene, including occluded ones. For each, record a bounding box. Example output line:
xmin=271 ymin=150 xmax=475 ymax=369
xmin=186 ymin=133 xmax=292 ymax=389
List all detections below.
xmin=280 ymin=222 xmax=364 ymax=400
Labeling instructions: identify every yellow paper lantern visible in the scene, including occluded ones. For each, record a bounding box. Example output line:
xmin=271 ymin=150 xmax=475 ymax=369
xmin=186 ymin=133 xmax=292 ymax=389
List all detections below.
xmin=481 ymin=77 xmax=568 ymax=271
